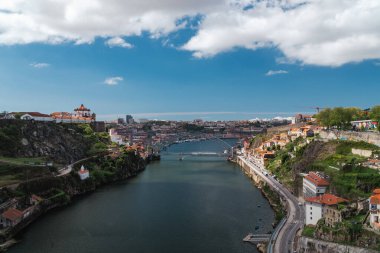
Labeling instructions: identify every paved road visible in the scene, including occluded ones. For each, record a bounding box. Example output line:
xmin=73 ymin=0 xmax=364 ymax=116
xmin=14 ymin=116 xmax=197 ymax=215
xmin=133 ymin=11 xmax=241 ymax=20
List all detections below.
xmin=57 ymin=155 xmax=100 ymax=177
xmin=238 ymin=156 xmax=304 ymax=253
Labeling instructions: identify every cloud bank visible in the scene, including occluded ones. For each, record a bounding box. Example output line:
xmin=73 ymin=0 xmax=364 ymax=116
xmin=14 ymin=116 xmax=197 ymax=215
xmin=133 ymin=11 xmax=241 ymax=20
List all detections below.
xmin=1 ymin=0 xmax=380 ymax=66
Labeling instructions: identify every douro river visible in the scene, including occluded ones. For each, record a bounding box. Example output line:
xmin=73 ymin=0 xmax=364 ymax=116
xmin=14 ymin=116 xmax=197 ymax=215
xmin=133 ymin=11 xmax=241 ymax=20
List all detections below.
xmin=10 ymin=139 xmax=274 ymax=253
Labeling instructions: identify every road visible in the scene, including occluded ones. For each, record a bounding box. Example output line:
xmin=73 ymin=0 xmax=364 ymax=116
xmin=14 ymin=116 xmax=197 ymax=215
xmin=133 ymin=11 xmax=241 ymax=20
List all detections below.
xmin=57 ymin=155 xmax=101 ymax=177
xmin=238 ymin=156 xmax=304 ymax=253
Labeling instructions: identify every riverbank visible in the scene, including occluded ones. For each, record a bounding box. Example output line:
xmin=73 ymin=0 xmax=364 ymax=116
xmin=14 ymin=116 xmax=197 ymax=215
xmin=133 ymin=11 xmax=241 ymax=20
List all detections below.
xmin=234 ymin=157 xmax=286 ymax=253
xmin=0 ymin=153 xmax=160 ymax=252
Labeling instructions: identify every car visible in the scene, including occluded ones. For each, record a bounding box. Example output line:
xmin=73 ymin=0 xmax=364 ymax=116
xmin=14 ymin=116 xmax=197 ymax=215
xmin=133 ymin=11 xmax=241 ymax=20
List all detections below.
xmin=298 ymin=202 xmax=303 ymax=206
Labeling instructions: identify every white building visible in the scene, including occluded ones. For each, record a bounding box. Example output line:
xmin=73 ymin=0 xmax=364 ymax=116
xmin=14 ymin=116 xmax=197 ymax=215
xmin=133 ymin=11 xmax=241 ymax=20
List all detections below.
xmin=109 ymin=129 xmax=126 ymax=145
xmin=369 ymin=189 xmax=380 ymax=230
xmin=305 ymin=200 xmax=323 ymax=225
xmin=20 ymin=112 xmax=53 ymax=122
xmin=303 ymin=172 xmax=330 ymax=198
xmin=78 ymin=165 xmax=89 ymax=180
xmin=305 ymin=194 xmax=347 ymax=226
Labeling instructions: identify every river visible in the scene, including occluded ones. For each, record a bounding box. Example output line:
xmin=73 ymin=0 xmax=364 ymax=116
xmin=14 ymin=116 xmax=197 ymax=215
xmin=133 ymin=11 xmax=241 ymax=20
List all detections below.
xmin=9 ymin=139 xmax=275 ymax=253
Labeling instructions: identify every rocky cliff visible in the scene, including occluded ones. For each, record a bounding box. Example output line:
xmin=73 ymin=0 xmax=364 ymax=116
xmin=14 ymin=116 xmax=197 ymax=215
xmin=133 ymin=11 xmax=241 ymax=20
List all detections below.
xmin=0 ymin=120 xmax=104 ymax=164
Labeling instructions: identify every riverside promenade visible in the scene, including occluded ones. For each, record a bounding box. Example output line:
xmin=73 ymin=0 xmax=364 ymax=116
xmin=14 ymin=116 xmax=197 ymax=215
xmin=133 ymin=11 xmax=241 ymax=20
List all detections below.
xmin=237 ymin=155 xmax=304 ymax=253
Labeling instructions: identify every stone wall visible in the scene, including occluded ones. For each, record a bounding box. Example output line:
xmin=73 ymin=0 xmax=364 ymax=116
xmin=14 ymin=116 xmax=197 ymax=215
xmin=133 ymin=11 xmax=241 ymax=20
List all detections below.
xmin=319 ymin=130 xmax=380 ymax=147
xmin=298 ymin=237 xmax=377 ymax=253
xmin=352 ymin=148 xmax=373 ymax=157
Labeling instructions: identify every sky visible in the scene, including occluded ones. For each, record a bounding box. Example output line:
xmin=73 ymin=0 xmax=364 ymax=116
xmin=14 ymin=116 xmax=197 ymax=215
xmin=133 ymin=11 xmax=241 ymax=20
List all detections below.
xmin=0 ymin=0 xmax=379 ymax=121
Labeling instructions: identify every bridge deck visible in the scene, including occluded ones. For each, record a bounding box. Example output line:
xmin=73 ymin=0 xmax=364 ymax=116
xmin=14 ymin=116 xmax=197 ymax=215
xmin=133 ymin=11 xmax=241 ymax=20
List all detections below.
xmin=162 ymin=152 xmax=229 ymax=156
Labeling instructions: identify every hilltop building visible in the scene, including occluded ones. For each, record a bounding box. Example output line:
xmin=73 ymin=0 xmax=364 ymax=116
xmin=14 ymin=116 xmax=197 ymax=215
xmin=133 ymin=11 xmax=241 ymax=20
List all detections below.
xmin=51 ymin=104 xmax=96 ymax=123
xmin=303 ymin=172 xmax=330 ymax=198
xmin=351 ymin=120 xmax=378 ymax=131
xmin=20 ymin=112 xmax=53 ymax=122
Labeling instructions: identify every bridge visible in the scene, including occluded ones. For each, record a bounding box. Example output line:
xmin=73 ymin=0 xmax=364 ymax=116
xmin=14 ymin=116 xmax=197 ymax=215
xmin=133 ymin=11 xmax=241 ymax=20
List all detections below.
xmin=162 ymin=152 xmax=229 ymax=157
xmin=243 ymin=233 xmax=272 ymax=244
xmin=161 ymin=138 xmax=236 ymax=158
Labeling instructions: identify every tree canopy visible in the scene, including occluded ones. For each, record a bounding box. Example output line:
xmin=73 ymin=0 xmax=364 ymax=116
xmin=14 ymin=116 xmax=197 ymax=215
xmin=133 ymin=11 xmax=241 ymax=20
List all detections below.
xmin=316 ymin=106 xmax=379 ymax=130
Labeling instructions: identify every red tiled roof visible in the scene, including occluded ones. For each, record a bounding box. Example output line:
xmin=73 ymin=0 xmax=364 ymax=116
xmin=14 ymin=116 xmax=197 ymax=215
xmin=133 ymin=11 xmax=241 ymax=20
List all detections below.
xmin=2 ymin=208 xmax=23 ymax=221
xmin=305 ymin=194 xmax=347 ymax=206
xmin=304 ymin=172 xmax=330 ymax=187
xmin=370 ymin=194 xmax=380 ymax=205
xmin=21 ymin=112 xmax=51 ymax=117
xmin=373 ymin=189 xmax=380 ymax=195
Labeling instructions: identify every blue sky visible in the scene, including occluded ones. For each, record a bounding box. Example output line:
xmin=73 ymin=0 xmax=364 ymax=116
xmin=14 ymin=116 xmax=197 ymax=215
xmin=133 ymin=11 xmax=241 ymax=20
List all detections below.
xmin=0 ymin=0 xmax=379 ymax=121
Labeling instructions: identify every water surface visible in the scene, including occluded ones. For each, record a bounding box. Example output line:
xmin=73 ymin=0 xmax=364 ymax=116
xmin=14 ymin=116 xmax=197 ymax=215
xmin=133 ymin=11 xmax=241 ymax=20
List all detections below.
xmin=10 ymin=139 xmax=274 ymax=253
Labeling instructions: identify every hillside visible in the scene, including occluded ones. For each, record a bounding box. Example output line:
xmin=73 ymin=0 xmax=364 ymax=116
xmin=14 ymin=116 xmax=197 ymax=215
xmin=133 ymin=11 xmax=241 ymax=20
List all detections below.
xmin=0 ymin=120 xmax=109 ymax=186
xmin=0 ymin=120 xmax=108 ymax=163
xmin=267 ymin=138 xmax=380 ymax=200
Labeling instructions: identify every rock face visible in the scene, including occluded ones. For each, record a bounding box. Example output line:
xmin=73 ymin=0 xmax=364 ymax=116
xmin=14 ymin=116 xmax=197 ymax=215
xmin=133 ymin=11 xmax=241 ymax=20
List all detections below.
xmin=298 ymin=237 xmax=378 ymax=253
xmin=0 ymin=120 xmax=92 ymax=164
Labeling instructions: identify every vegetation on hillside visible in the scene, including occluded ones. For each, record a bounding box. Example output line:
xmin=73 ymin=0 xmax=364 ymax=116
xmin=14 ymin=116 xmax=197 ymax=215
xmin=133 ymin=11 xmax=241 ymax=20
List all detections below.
xmin=267 ymin=138 xmax=380 ymax=199
xmin=0 ymin=121 xmax=109 ymax=186
xmin=76 ymin=124 xmax=109 ymax=155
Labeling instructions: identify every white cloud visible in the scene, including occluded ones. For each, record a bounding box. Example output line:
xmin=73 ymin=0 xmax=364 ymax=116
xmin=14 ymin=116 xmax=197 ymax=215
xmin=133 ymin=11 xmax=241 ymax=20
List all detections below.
xmin=1 ymin=0 xmax=380 ymax=66
xmin=104 ymin=76 xmax=123 ymax=86
xmin=105 ymin=37 xmax=133 ymax=48
xmin=30 ymin=62 xmax=50 ymax=68
xmin=182 ymin=0 xmax=380 ymax=66
xmin=265 ymin=70 xmax=288 ymax=76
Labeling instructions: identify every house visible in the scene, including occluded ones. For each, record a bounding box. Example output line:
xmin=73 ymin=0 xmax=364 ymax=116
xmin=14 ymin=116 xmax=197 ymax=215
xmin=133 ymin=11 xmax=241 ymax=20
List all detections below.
xmin=30 ymin=194 xmax=43 ymax=205
xmin=351 ymin=120 xmax=378 ymax=131
xmin=0 ymin=112 xmax=15 ymax=120
xmin=78 ymin=165 xmax=90 ymax=180
xmin=294 ymin=114 xmax=315 ymax=123
xmin=20 ymin=112 xmax=53 ymax=122
xmin=324 ymin=202 xmax=348 ymax=227
xmin=363 ymin=159 xmax=380 ymax=170
xmin=303 ymin=172 xmax=330 ymax=198
xmin=305 ymin=193 xmax=347 ymax=226
xmin=109 ymin=129 xmax=126 ymax=145
xmin=369 ymin=189 xmax=380 ymax=230
xmin=0 ymin=208 xmax=24 ymax=228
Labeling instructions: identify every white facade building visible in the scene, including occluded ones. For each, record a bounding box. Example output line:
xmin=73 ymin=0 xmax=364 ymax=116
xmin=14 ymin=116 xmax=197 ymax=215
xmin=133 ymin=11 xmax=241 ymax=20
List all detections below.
xmin=369 ymin=189 xmax=380 ymax=230
xmin=303 ymin=172 xmax=329 ymax=198
xmin=305 ymin=194 xmax=347 ymax=226
xmin=109 ymin=129 xmax=126 ymax=145
xmin=20 ymin=112 xmax=53 ymax=122
xmin=305 ymin=201 xmax=323 ymax=226
xmin=78 ymin=165 xmax=89 ymax=180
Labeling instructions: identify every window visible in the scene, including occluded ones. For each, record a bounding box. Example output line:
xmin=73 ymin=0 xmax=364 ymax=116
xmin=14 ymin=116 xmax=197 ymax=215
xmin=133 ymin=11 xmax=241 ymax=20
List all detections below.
xmin=310 ymin=207 xmax=312 ymax=210
xmin=310 ymin=212 xmax=312 ymax=215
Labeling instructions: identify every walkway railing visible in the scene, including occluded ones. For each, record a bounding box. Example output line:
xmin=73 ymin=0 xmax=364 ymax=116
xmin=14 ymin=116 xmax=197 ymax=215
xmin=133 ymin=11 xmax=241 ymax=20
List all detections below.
xmin=267 ymin=218 xmax=287 ymax=253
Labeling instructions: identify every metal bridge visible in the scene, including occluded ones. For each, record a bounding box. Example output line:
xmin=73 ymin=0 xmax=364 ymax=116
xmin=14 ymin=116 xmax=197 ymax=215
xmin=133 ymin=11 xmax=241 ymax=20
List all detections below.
xmin=163 ymin=152 xmax=229 ymax=157
xmin=161 ymin=138 xmax=235 ymax=158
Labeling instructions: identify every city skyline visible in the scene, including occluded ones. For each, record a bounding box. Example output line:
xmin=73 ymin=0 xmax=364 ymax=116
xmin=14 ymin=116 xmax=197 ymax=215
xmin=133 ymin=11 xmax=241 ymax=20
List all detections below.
xmin=0 ymin=0 xmax=379 ymax=120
